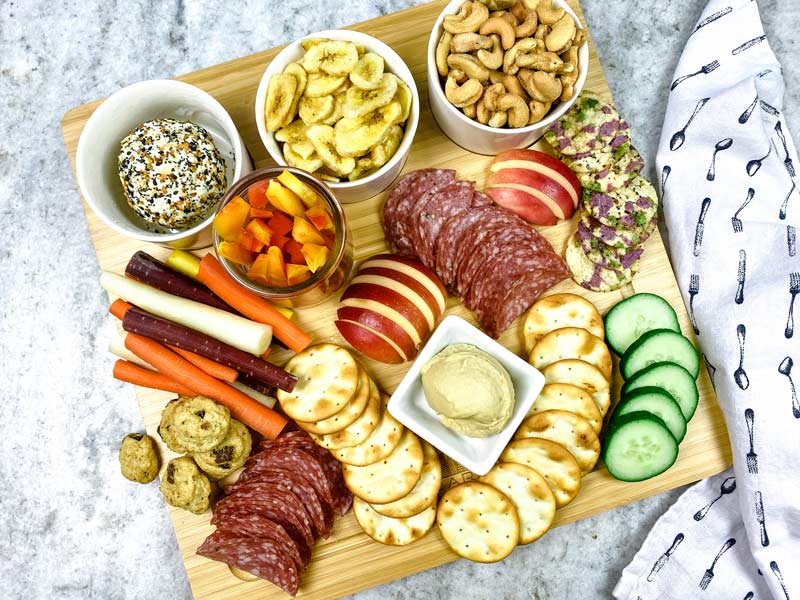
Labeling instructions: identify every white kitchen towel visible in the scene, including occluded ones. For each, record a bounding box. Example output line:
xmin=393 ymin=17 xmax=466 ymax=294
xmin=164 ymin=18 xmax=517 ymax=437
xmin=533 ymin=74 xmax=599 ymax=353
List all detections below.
xmin=614 ymin=0 xmax=799 ymax=599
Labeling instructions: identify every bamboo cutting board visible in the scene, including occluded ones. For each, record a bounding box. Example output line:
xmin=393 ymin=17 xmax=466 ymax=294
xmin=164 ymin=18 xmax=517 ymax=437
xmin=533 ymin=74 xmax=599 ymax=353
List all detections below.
xmin=61 ymin=1 xmax=732 ymax=598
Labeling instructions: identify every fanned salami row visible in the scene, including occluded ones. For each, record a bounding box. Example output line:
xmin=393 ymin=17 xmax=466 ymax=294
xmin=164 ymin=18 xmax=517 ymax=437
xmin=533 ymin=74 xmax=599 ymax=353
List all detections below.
xmin=198 ymin=428 xmax=353 ymax=596
xmin=383 ymin=169 xmax=569 ymax=337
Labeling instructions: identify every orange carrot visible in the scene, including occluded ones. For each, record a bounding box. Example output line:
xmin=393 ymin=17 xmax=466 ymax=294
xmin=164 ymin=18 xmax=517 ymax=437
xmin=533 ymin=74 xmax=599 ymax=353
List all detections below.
xmin=198 ymin=254 xmax=312 ymax=353
xmin=113 ymin=359 xmax=196 ymax=396
xmin=110 ymin=299 xmax=134 ymax=320
xmin=125 ymin=333 xmax=287 ymax=439
xmin=168 ymin=345 xmax=238 ymax=383
xmin=261 ymin=347 xmax=272 ymax=361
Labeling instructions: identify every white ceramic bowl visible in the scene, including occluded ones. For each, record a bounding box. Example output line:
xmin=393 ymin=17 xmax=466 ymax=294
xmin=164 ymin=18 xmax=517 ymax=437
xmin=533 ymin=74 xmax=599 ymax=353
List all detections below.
xmin=427 ymin=0 xmax=589 ymax=155
xmin=388 ymin=315 xmax=545 ymax=476
xmin=256 ymin=30 xmax=420 ymax=204
xmin=76 ymin=79 xmax=253 ymax=249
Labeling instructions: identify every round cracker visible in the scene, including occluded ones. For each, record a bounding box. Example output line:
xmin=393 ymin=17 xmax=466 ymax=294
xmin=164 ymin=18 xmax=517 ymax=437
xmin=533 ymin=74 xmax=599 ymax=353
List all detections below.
xmin=501 ymin=438 xmax=582 ymax=508
xmin=541 ymin=359 xmax=611 ymax=416
xmin=297 ymin=367 xmax=371 ymax=434
xmin=353 ymin=497 xmax=436 ymax=546
xmin=370 ymin=440 xmax=441 ymax=518
xmin=277 ymin=344 xmax=359 ymax=421
xmin=479 ymin=462 xmax=556 ymax=545
xmin=310 ymin=379 xmax=381 ymax=450
xmin=529 ymin=327 xmax=612 ymax=380
xmin=437 ymin=481 xmax=519 ymax=563
xmin=515 ymin=410 xmax=601 ymax=475
xmin=342 ymin=429 xmax=423 ymax=504
xmin=333 ymin=394 xmax=404 ymax=466
xmin=528 ymin=383 xmax=603 ymax=434
xmin=523 ymin=293 xmax=604 ymax=353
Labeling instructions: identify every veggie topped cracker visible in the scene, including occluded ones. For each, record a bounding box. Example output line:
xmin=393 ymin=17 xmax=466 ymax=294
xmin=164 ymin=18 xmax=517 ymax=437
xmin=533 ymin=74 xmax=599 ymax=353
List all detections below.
xmin=544 ymin=91 xmax=631 ymax=156
xmin=582 ymin=175 xmax=658 ymax=230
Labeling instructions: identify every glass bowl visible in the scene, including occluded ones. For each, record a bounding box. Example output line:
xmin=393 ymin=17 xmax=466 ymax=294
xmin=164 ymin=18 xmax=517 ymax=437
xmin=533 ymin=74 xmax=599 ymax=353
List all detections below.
xmin=212 ymin=166 xmax=353 ymax=307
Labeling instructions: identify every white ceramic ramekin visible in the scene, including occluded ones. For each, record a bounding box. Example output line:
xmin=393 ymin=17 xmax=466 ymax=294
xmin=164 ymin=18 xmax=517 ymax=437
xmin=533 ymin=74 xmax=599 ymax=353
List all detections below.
xmin=255 ymin=30 xmax=420 ymax=204
xmin=76 ymin=79 xmax=252 ymax=249
xmin=427 ymin=0 xmax=589 ymax=156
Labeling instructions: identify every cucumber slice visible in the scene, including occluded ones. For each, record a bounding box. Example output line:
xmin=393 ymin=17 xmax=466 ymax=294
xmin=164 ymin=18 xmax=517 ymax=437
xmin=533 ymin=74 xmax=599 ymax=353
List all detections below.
xmin=604 ymin=293 xmax=680 ymax=355
xmin=621 ymin=362 xmax=699 ymax=421
xmin=621 ymin=329 xmax=700 ymax=380
xmin=613 ymin=386 xmax=687 ymax=443
xmin=602 ymin=411 xmax=679 ymax=482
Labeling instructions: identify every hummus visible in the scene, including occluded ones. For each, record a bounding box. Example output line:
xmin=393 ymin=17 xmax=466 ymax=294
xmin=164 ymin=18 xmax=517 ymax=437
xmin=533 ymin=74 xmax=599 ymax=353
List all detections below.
xmin=420 ymin=343 xmax=515 ymax=437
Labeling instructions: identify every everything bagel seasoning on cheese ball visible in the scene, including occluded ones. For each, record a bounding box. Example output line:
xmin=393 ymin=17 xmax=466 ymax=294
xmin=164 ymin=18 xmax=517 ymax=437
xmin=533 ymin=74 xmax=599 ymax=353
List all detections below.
xmin=118 ymin=118 xmax=227 ymax=230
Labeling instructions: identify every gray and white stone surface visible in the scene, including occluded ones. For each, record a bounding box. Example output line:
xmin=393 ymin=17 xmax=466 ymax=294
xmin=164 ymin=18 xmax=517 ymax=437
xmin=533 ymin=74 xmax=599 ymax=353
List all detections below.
xmin=0 ymin=1 xmax=797 ymax=599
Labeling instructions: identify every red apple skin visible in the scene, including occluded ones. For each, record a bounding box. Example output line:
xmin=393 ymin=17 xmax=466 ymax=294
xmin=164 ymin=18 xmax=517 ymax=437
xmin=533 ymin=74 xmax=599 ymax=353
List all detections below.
xmin=356 ymin=266 xmax=441 ymax=320
xmin=341 ymin=282 xmax=430 ymax=340
xmin=362 ymin=254 xmax=447 ymax=313
xmin=486 ymin=167 xmax=575 ymax=220
xmin=491 ymin=149 xmax=581 ymax=207
xmin=336 ymin=306 xmax=417 ymax=359
xmin=335 ymin=320 xmax=406 ymax=364
xmin=485 ymin=186 xmax=558 ymax=226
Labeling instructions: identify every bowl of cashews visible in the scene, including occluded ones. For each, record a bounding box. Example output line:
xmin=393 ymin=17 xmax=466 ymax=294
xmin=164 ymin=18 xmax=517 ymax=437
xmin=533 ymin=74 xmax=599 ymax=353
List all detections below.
xmin=427 ymin=0 xmax=588 ymax=155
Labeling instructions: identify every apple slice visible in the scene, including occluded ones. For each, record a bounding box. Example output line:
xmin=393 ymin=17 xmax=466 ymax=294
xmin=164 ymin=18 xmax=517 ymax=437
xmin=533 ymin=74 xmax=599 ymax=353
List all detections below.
xmin=337 ymin=306 xmax=418 ymax=360
xmin=486 ymin=168 xmax=575 ymax=221
xmin=335 ymin=319 xmax=407 ymax=364
xmin=490 ymin=149 xmax=581 ymax=208
xmin=341 ymin=283 xmax=430 ymax=341
xmin=357 ymin=266 xmax=442 ymax=323
xmin=360 ymin=254 xmax=447 ymax=316
xmin=485 ymin=186 xmax=558 ymax=226
xmin=350 ymin=273 xmax=436 ymax=332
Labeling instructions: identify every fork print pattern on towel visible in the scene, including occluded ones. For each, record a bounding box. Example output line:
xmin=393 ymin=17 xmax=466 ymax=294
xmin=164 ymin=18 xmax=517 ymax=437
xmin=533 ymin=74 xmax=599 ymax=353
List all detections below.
xmin=614 ymin=1 xmax=799 ymax=599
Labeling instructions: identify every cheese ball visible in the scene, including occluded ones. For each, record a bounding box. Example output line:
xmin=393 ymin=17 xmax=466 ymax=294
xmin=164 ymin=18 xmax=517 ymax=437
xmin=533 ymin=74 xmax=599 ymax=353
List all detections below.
xmin=118 ymin=118 xmax=228 ymax=230
xmin=157 ymin=398 xmax=187 ymax=453
xmin=159 ymin=456 xmax=215 ymax=514
xmin=192 ymin=419 xmax=252 ymax=480
xmin=119 ymin=433 xmax=160 ymax=484
xmin=170 ymin=395 xmax=231 ymax=453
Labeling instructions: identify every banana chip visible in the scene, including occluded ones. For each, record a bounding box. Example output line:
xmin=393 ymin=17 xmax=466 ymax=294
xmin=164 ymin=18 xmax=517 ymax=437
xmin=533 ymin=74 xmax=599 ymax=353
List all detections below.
xmin=348 ymin=157 xmax=376 ymax=181
xmin=275 ymin=119 xmax=309 ymax=144
xmin=265 ymin=73 xmax=298 ymax=132
xmin=350 ymin=52 xmax=385 ymax=90
xmin=303 ymin=40 xmax=359 ymax=75
xmin=291 ymin=139 xmax=317 ymax=160
xmin=283 ymin=62 xmax=307 ymax=119
xmin=299 ymin=95 xmax=336 ymax=125
xmin=371 ymin=125 xmax=404 ymax=168
xmin=343 ymin=73 xmax=398 ymax=119
xmin=393 ymin=77 xmax=413 ymax=123
xmin=305 ymin=73 xmax=349 ymax=98
xmin=306 ymin=125 xmax=356 ymax=177
xmin=300 ymin=38 xmax=327 ymax=51
xmin=322 ymin=95 xmax=344 ymax=126
xmin=283 ymin=143 xmax=323 ymax=173
xmin=334 ymin=101 xmax=403 ymax=158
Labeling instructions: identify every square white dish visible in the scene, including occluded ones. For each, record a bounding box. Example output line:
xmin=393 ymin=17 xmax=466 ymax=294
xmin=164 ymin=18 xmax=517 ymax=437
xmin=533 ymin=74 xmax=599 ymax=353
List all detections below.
xmin=388 ymin=315 xmax=545 ymax=476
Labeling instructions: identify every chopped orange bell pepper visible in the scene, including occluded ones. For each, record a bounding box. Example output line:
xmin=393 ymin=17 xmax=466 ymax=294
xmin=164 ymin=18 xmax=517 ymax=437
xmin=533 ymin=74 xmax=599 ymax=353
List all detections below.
xmin=305 ymin=204 xmax=334 ymax=231
xmin=246 ymin=253 xmax=270 ymax=285
xmin=218 ymin=241 xmax=255 ymax=266
xmin=268 ymin=211 xmax=294 ymax=237
xmin=267 ymin=179 xmax=306 ymax=218
xmin=213 ymin=196 xmax=250 ymax=242
xmin=237 ymin=229 xmax=264 ymax=253
xmin=286 ymin=264 xmax=311 ymax=286
xmin=249 ymin=207 xmax=274 ymax=219
xmin=301 ymin=243 xmax=330 ymax=273
xmin=277 ymin=170 xmax=322 ymax=208
xmin=247 ymin=179 xmax=270 ymax=208
xmin=292 ymin=217 xmax=326 ymax=245
xmin=270 ymin=235 xmax=289 ymax=251
xmin=264 ymin=246 xmax=287 ymax=286
xmin=245 ymin=218 xmax=273 ymax=247
xmin=283 ymin=238 xmax=306 ymax=265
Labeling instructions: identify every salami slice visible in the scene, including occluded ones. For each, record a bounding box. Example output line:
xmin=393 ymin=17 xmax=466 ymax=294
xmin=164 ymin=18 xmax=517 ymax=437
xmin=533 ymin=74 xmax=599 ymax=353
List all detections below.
xmin=212 ymin=516 xmax=307 ymax=569
xmin=302 ymin=443 xmax=353 ymax=515
xmin=414 ymin=180 xmax=475 ymax=270
xmin=489 ymin=267 xmax=570 ymax=337
xmin=434 ymin=209 xmax=486 ymax=288
xmin=197 ymin=533 xmax=300 ymax=596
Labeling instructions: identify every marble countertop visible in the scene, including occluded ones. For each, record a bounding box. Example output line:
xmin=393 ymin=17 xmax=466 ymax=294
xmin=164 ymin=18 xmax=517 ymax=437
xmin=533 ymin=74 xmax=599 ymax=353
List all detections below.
xmin=1 ymin=0 xmax=797 ymax=598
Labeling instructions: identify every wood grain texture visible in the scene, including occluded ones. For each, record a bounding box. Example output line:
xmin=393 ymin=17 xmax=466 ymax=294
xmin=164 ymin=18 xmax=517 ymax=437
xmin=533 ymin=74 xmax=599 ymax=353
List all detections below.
xmin=61 ymin=1 xmax=732 ymax=598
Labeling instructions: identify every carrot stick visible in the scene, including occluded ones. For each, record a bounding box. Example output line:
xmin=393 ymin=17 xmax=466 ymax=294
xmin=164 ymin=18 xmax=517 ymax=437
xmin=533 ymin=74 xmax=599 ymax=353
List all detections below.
xmin=113 ymin=359 xmax=197 ymax=396
xmin=110 ymin=299 xmax=134 ymax=320
xmin=198 ymin=254 xmax=312 ymax=353
xmin=168 ymin=345 xmax=238 ymax=383
xmin=125 ymin=333 xmax=287 ymax=439
xmin=261 ymin=347 xmax=272 ymax=361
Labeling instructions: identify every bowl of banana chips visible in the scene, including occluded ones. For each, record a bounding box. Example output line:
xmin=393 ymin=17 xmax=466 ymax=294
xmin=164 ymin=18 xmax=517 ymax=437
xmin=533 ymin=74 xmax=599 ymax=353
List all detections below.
xmin=256 ymin=30 xmax=420 ymax=203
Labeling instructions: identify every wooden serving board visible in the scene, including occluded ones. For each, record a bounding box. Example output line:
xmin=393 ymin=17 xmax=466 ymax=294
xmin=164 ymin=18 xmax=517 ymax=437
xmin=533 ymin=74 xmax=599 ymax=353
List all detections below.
xmin=62 ymin=1 xmax=732 ymax=598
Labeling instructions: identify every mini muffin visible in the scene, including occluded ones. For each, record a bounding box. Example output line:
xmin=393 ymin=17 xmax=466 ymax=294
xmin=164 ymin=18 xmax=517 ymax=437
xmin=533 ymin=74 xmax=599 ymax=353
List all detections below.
xmin=192 ymin=419 xmax=252 ymax=480
xmin=171 ymin=396 xmax=231 ymax=453
xmin=157 ymin=399 xmax=187 ymax=453
xmin=119 ymin=433 xmax=160 ymax=484
xmin=160 ymin=456 xmax=216 ymax=514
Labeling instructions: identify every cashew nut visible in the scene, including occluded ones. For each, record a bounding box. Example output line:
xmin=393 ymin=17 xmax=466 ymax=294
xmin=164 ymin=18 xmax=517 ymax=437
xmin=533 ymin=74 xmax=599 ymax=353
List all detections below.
xmin=449 ymin=68 xmax=469 ymax=83
xmin=503 ymin=38 xmax=540 ymax=74
xmin=493 ymin=93 xmax=530 ymax=127
xmin=477 ymin=34 xmax=503 ymax=70
xmin=445 ymin=76 xmax=484 ymax=107
xmin=447 ymin=53 xmax=491 ymax=81
xmin=462 ymin=102 xmax=478 ymax=118
xmin=497 ymin=11 xmax=518 ymax=26
xmin=559 ymin=45 xmax=579 ymax=101
xmin=482 ymin=82 xmax=507 ymax=109
xmin=479 ymin=17 xmax=516 ymax=50
xmin=476 ymin=86 xmax=508 ymax=127
xmin=521 ymin=0 xmax=542 ymax=10
xmin=489 ymin=111 xmax=508 ymax=127
xmin=528 ymin=99 xmax=552 ymax=124
xmin=572 ymin=28 xmax=587 ymax=48
xmin=516 ymin=51 xmax=574 ymax=74
xmin=510 ymin=1 xmax=528 ymax=21
xmin=443 ymin=1 xmax=490 ymax=34
xmin=436 ymin=31 xmax=453 ymax=77
xmin=483 ymin=0 xmax=515 ymax=10
xmin=500 ymin=73 xmax=528 ymax=100
xmin=451 ymin=32 xmax=494 ymax=52
xmin=514 ymin=10 xmax=539 ymax=38
xmin=545 ymin=13 xmax=577 ymax=53
xmin=518 ymin=69 xmax=562 ymax=102
xmin=536 ymin=1 xmax=566 ymax=25
xmin=534 ymin=23 xmax=550 ymax=40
